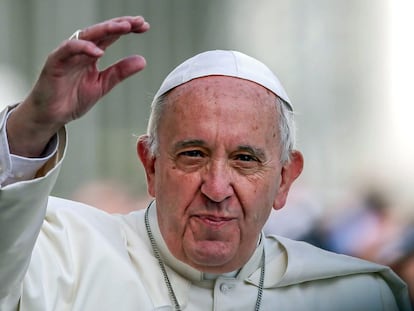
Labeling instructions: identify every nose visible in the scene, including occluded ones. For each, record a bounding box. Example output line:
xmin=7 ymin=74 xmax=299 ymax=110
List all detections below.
xmin=200 ymin=160 xmax=234 ymax=203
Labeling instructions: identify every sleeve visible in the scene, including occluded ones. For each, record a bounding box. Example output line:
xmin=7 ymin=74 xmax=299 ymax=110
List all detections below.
xmin=0 ymin=105 xmax=67 ymax=310
xmin=0 ymin=107 xmax=58 ymax=187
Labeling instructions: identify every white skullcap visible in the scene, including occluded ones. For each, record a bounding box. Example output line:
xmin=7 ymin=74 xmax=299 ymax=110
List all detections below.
xmin=154 ymin=50 xmax=292 ymax=110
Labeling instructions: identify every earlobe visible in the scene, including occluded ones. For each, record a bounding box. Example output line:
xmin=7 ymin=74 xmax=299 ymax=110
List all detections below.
xmin=273 ymin=150 xmax=304 ymax=210
xmin=137 ymin=135 xmax=156 ymax=197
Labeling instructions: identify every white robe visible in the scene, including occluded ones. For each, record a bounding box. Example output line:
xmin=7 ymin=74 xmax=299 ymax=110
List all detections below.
xmin=0 ymin=108 xmax=411 ymax=311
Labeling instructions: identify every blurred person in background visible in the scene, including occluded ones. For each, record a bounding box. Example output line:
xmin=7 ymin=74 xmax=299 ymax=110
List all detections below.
xmin=321 ymin=188 xmax=402 ymax=260
xmin=0 ymin=16 xmax=411 ymax=311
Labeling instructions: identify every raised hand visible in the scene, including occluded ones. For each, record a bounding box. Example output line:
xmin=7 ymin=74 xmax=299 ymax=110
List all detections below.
xmin=6 ymin=16 xmax=150 ymax=157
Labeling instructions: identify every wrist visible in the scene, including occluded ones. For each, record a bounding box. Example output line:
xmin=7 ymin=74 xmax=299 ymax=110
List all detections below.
xmin=6 ymin=104 xmax=61 ymax=158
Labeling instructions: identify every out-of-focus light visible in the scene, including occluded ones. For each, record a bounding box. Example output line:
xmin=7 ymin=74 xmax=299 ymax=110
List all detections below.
xmin=0 ymin=65 xmax=28 ymax=111
xmin=389 ymin=0 xmax=414 ymax=168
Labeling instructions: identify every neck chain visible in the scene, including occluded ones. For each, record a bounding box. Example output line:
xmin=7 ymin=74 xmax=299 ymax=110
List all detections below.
xmin=144 ymin=206 xmax=265 ymax=311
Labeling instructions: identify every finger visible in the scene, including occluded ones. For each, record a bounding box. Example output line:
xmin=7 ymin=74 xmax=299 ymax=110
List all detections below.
xmin=98 ymin=55 xmax=147 ymax=96
xmin=53 ymin=39 xmax=104 ymax=64
xmin=110 ymin=16 xmax=150 ymax=33
xmin=79 ymin=16 xmax=149 ymax=43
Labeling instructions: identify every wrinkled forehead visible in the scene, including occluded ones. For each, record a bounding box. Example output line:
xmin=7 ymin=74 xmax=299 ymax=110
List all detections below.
xmin=154 ymin=50 xmax=292 ymax=111
xmin=161 ymin=76 xmax=280 ymax=133
xmin=165 ymin=75 xmax=277 ymax=107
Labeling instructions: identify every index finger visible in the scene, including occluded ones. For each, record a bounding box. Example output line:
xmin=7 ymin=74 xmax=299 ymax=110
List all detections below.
xmin=77 ymin=16 xmax=149 ymax=43
xmin=111 ymin=16 xmax=150 ymax=33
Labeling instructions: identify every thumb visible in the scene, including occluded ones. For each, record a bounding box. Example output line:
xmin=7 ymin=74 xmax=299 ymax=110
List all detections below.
xmin=99 ymin=55 xmax=146 ymax=95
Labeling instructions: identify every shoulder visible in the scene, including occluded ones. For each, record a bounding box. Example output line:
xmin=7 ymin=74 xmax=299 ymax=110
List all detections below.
xmin=267 ymin=234 xmax=390 ymax=277
xmin=265 ymin=235 xmax=411 ymax=310
xmin=43 ymin=196 xmax=132 ymax=246
xmin=46 ymin=196 xmax=115 ymax=225
xmin=44 ymin=196 xmax=148 ymax=245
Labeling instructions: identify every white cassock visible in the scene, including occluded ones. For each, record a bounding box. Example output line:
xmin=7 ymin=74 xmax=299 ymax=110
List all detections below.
xmin=0 ymin=107 xmax=411 ymax=311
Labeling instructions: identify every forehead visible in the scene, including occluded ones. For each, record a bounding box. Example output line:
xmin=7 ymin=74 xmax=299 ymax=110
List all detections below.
xmin=158 ymin=76 xmax=279 ymax=148
xmin=166 ymin=75 xmax=275 ymax=103
xmin=164 ymin=76 xmax=277 ymax=117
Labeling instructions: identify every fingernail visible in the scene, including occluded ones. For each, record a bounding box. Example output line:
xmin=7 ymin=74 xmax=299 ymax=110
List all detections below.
xmin=94 ymin=48 xmax=104 ymax=55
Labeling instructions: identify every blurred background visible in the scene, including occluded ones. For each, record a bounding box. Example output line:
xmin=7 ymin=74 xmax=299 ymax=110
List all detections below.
xmin=1 ymin=0 xmax=413 ymax=302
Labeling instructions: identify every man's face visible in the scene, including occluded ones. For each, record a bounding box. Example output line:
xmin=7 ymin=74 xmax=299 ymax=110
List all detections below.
xmin=139 ymin=76 xmax=303 ymax=273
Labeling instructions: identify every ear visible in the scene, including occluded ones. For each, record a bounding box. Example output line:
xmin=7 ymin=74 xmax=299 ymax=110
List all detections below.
xmin=273 ymin=150 xmax=304 ymax=210
xmin=137 ymin=135 xmax=156 ymax=197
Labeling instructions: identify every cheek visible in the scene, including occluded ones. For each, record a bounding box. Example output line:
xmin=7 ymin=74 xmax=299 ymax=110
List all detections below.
xmin=158 ymin=166 xmax=198 ymax=188
xmin=239 ymin=175 xmax=280 ymax=222
xmin=154 ymin=156 xmax=180 ymax=189
xmin=246 ymin=171 xmax=280 ymax=201
xmin=154 ymin=160 xmax=202 ymax=209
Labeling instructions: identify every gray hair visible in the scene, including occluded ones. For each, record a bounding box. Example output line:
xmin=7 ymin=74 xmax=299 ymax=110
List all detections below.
xmin=145 ymin=92 xmax=296 ymax=164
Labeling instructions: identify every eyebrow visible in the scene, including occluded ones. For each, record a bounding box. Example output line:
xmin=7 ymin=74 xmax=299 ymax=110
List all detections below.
xmin=173 ymin=139 xmax=206 ymax=151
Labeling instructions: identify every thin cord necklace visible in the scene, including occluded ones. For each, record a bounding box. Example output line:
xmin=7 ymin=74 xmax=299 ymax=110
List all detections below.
xmin=144 ymin=205 xmax=265 ymax=311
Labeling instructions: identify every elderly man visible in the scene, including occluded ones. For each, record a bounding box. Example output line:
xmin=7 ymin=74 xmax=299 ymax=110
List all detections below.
xmin=0 ymin=16 xmax=411 ymax=311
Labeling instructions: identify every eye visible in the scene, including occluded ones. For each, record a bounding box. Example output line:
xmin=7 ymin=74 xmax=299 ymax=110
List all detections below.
xmin=174 ymin=149 xmax=208 ymax=172
xmin=234 ymin=154 xmax=259 ymax=162
xmin=179 ymin=150 xmax=205 ymax=158
xmin=232 ymin=153 xmax=263 ymax=174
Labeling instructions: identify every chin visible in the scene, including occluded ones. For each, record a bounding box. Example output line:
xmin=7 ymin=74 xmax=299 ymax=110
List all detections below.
xmin=185 ymin=240 xmax=240 ymax=271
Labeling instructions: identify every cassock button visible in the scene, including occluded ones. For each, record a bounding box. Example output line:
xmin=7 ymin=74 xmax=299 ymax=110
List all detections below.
xmin=219 ymin=283 xmax=235 ymax=294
